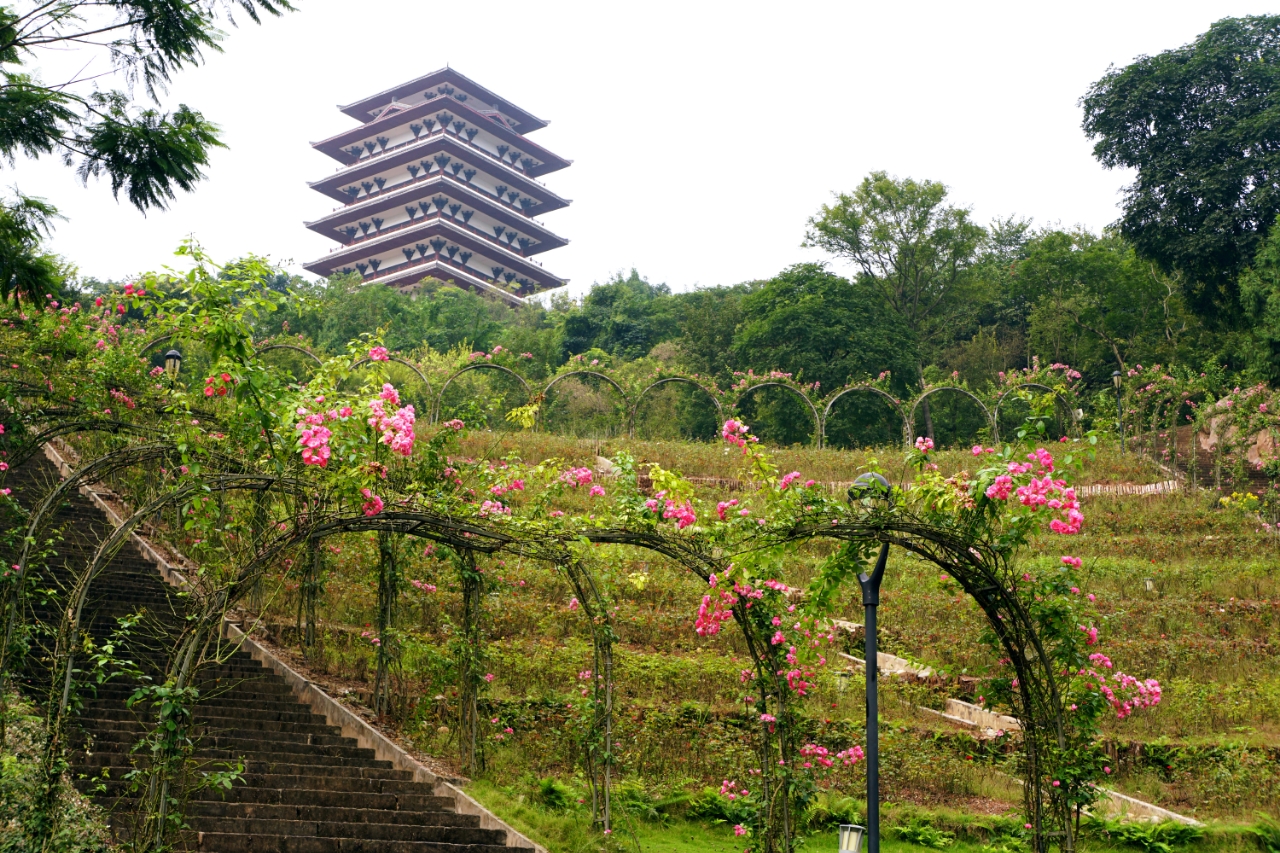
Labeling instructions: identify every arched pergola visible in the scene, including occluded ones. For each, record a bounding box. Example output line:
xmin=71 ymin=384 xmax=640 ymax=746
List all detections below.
xmin=731 ymin=382 xmax=822 ymax=447
xmin=821 ymin=385 xmax=910 ymax=450
xmin=628 ymin=377 xmax=723 ymax=439
xmin=992 ymin=383 xmax=1080 ymax=444
xmin=538 ymin=371 xmax=629 ymax=433
xmin=434 ymin=363 xmax=532 ymax=424
xmin=909 ymin=386 xmax=995 ymax=447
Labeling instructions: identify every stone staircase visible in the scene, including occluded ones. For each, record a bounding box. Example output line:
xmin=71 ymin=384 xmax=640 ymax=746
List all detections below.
xmin=5 ymin=456 xmax=530 ymax=853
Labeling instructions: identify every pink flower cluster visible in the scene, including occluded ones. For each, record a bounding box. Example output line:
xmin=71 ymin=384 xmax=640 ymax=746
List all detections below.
xmin=983 ymin=449 xmax=1083 ymax=534
xmin=779 ymin=471 xmax=803 ymax=490
xmin=662 ymin=499 xmax=697 ymax=528
xmin=915 ymin=436 xmax=934 ymax=453
xmin=716 ymin=499 xmax=739 ymax=520
xmin=361 ymin=488 xmax=384 ymax=516
xmin=479 ymin=499 xmax=511 ymax=517
xmin=368 ymin=346 xmax=390 ymax=361
xmin=1087 ymin=669 xmax=1163 ymax=720
xmin=721 ymin=418 xmax=759 ymax=452
xmin=367 ymin=384 xmax=416 ymax=457
xmin=490 ymin=479 xmax=525 ymax=497
xmin=410 ymin=579 xmax=437 ymax=592
xmin=299 ymin=424 xmax=332 ymax=467
xmin=695 ymin=590 xmax=735 ymax=636
xmin=559 ymin=466 xmax=593 ymax=486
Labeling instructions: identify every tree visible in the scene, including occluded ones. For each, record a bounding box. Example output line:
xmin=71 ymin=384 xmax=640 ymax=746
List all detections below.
xmin=0 ymin=193 xmax=62 ymax=305
xmin=556 ymin=270 xmax=681 ymax=362
xmin=0 ymin=0 xmax=291 ymax=210
xmin=0 ymin=0 xmax=292 ymax=306
xmin=733 ymin=263 xmax=912 ymax=391
xmin=1015 ymin=229 xmax=1194 ymax=382
xmin=804 ymin=171 xmax=987 ymax=435
xmin=1238 ymin=216 xmax=1280 ymax=382
xmin=1081 ymin=15 xmax=1280 ymax=328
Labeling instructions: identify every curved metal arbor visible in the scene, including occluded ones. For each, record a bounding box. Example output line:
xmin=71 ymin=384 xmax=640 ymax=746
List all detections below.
xmin=628 ymin=377 xmax=723 ymax=438
xmin=537 ymin=371 xmax=629 ymax=433
xmin=731 ymin=381 xmax=822 ymax=447
xmin=992 ymin=383 xmax=1081 ymax=443
xmin=821 ymin=385 xmax=910 ymax=449
xmin=434 ymin=363 xmax=532 ymax=424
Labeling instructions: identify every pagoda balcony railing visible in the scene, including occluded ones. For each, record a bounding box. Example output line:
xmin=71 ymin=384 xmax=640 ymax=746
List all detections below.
xmin=335 ymin=126 xmax=550 ymax=191
xmin=325 ymin=209 xmax=548 ymax=266
xmin=330 ymin=163 xmax=548 ymax=220
xmin=356 ymin=252 xmax=533 ymax=299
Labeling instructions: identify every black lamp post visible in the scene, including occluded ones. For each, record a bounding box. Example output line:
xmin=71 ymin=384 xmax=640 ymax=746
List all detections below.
xmin=848 ymin=472 xmax=891 ymax=853
xmin=1111 ymin=370 xmax=1124 ymax=452
xmin=164 ymin=349 xmax=183 ymax=380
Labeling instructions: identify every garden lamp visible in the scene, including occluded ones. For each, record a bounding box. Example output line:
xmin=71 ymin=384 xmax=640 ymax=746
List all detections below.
xmin=839 ymin=824 xmax=866 ymax=853
xmin=164 ymin=349 xmax=183 ymax=379
xmin=848 ymin=471 xmax=891 ymax=853
xmin=1111 ymin=371 xmax=1124 ymax=452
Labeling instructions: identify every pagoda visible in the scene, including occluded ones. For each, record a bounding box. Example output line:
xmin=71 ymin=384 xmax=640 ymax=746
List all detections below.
xmin=302 ymin=68 xmax=571 ymax=304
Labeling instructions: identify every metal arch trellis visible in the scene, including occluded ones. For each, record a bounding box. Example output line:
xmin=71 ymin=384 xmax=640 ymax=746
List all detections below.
xmin=537 ymin=370 xmax=630 ymax=433
xmin=820 ymin=385 xmax=911 ymax=450
xmin=992 ymin=383 xmax=1082 ymax=444
xmin=433 ymin=362 xmax=532 ymax=425
xmin=729 ymin=381 xmax=823 ymax=448
xmin=349 ymin=355 xmax=435 ymax=407
xmin=909 ymin=386 xmax=997 ymax=446
xmin=627 ymin=376 xmax=724 ymax=439
xmin=257 ymin=342 xmax=325 ymax=367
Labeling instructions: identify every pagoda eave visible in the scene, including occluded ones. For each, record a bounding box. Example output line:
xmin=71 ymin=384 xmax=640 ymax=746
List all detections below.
xmin=312 ymin=99 xmax=567 ymax=176
xmin=337 ymin=67 xmax=546 ymax=132
xmin=303 ymin=219 xmax=563 ymax=283
xmin=308 ymin=137 xmax=568 ymax=209
xmin=304 ymin=185 xmax=569 ymax=254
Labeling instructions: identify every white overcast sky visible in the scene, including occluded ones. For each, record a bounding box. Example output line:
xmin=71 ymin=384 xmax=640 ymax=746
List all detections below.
xmin=11 ymin=0 xmax=1272 ymax=298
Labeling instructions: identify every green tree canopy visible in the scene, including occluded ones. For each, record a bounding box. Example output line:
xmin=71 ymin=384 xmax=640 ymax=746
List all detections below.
xmin=732 ymin=263 xmax=913 ymax=391
xmin=803 ymin=171 xmax=988 ymax=380
xmin=0 ymin=0 xmax=292 ymax=212
xmin=1081 ymin=15 xmax=1280 ymax=328
xmin=557 ymin=269 xmax=682 ymax=361
xmin=1015 ymin=229 xmax=1194 ymax=381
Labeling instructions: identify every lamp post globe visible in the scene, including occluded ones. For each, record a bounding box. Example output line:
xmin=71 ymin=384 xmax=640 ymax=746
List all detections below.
xmin=164 ymin=349 xmax=183 ymax=379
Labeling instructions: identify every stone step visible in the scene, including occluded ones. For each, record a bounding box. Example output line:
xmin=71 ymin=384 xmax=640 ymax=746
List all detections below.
xmin=92 ymin=782 xmax=453 ymax=812
xmin=186 ymin=818 xmax=506 ymax=846
xmin=186 ymin=801 xmax=477 ymax=828
xmin=87 ymin=707 xmax=330 ymax=726
xmin=83 ymin=717 xmax=342 ymax=737
xmin=72 ymin=756 xmax=407 ymax=780
xmin=189 ymin=831 xmax=522 ymax=853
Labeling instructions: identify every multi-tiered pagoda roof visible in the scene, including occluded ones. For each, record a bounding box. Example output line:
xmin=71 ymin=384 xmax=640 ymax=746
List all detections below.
xmin=303 ymin=68 xmax=570 ymax=304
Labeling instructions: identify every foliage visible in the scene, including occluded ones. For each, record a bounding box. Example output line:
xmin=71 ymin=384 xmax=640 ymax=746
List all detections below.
xmin=1082 ymin=15 xmax=1280 ymax=328
xmin=1081 ymin=817 xmax=1205 ymax=853
xmin=0 ymin=691 xmax=112 ymax=852
xmin=0 ymin=0 xmax=292 ymax=213
xmin=803 ymin=171 xmax=988 ymax=374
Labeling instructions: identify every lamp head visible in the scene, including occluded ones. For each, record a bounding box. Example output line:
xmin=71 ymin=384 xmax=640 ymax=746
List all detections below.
xmin=164 ymin=349 xmax=182 ymax=378
xmin=838 ymin=824 xmax=866 ymax=853
xmin=1111 ymin=370 xmax=1122 ymax=390
xmin=848 ymin=472 xmax=890 ymax=504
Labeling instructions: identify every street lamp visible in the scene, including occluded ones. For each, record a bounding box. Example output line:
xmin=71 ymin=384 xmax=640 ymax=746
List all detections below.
xmin=164 ymin=349 xmax=183 ymax=379
xmin=848 ymin=472 xmax=891 ymax=853
xmin=1111 ymin=370 xmax=1124 ymax=452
